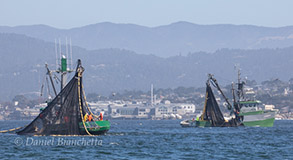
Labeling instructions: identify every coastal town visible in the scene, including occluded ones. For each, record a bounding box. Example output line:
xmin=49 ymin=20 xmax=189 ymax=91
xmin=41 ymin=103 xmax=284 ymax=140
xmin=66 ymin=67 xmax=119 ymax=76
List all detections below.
xmin=0 ymin=78 xmax=292 ymax=121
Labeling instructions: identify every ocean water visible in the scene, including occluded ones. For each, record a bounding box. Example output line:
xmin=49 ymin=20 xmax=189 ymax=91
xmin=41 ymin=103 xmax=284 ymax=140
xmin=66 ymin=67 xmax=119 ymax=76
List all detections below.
xmin=0 ymin=120 xmax=292 ymax=160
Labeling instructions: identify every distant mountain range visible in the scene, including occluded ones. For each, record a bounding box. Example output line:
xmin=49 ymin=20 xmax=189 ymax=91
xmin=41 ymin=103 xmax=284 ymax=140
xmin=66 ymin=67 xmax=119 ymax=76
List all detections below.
xmin=1 ymin=21 xmax=293 ymax=57
xmin=1 ymin=33 xmax=293 ymax=101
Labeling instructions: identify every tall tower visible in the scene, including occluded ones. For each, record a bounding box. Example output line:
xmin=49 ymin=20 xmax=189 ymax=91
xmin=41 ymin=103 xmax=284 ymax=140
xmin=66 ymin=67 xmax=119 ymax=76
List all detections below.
xmin=151 ymin=84 xmax=154 ymax=106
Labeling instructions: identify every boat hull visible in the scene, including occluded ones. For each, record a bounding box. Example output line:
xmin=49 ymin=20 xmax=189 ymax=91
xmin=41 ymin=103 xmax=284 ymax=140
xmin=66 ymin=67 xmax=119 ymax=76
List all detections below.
xmin=180 ymin=120 xmax=211 ymax=127
xmin=243 ymin=117 xmax=275 ymax=127
xmin=79 ymin=120 xmax=110 ymax=135
xmin=241 ymin=111 xmax=275 ymax=127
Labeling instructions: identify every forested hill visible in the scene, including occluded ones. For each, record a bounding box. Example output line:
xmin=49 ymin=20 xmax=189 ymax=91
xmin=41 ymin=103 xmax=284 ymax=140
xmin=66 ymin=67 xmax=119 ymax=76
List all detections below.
xmin=0 ymin=33 xmax=293 ymax=101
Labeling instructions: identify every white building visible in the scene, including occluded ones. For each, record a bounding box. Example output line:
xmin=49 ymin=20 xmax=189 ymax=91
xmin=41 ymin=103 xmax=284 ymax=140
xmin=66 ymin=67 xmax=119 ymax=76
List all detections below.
xmin=153 ymin=103 xmax=196 ymax=119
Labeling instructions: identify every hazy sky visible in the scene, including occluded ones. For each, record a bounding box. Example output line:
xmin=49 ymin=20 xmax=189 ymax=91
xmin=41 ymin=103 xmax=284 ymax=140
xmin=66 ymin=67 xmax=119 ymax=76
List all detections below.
xmin=0 ymin=0 xmax=292 ymax=29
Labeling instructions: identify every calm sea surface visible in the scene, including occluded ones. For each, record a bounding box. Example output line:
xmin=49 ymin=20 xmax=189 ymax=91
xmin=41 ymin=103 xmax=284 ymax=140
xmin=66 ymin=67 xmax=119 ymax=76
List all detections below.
xmin=0 ymin=120 xmax=292 ymax=160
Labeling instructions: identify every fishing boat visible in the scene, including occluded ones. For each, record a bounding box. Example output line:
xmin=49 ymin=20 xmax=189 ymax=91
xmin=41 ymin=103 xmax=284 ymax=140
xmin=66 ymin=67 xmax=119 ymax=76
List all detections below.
xmin=17 ymin=59 xmax=110 ymax=136
xmin=236 ymin=70 xmax=276 ymax=127
xmin=238 ymin=101 xmax=275 ymax=127
xmin=180 ymin=74 xmax=243 ymax=127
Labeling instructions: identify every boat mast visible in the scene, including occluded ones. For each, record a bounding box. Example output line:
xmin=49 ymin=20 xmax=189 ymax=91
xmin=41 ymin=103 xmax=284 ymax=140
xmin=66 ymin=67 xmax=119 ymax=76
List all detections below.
xmin=60 ymin=55 xmax=67 ymax=90
xmin=232 ymin=82 xmax=236 ymax=106
xmin=41 ymin=38 xmax=75 ymax=98
xmin=45 ymin=64 xmax=57 ymax=96
xmin=237 ymin=68 xmax=245 ymax=100
xmin=59 ymin=39 xmax=73 ymax=90
xmin=232 ymin=82 xmax=240 ymax=112
xmin=237 ymin=68 xmax=241 ymax=99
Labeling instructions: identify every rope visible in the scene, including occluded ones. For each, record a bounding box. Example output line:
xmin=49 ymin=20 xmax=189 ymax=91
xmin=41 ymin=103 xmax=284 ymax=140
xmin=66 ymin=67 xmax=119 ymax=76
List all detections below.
xmin=82 ymin=84 xmax=100 ymax=119
xmin=77 ymin=72 xmax=93 ymax=136
xmin=201 ymin=91 xmax=208 ymax=121
xmin=0 ymin=126 xmax=23 ymax=133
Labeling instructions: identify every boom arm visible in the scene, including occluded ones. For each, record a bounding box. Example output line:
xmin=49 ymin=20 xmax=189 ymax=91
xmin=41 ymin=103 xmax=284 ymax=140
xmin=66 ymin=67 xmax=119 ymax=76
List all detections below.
xmin=208 ymin=74 xmax=233 ymax=110
xmin=45 ymin=64 xmax=57 ymax=96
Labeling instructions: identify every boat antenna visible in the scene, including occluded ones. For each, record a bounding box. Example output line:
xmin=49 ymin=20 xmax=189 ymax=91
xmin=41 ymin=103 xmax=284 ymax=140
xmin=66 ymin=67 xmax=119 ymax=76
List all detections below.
xmin=70 ymin=37 xmax=73 ymax=70
xmin=66 ymin=37 xmax=69 ymax=66
xmin=55 ymin=39 xmax=58 ymax=70
xmin=59 ymin=38 xmax=62 ymax=69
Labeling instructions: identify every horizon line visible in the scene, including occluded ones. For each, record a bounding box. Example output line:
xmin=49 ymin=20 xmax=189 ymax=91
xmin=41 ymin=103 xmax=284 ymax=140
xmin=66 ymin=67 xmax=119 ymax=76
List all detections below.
xmin=1 ymin=21 xmax=292 ymax=30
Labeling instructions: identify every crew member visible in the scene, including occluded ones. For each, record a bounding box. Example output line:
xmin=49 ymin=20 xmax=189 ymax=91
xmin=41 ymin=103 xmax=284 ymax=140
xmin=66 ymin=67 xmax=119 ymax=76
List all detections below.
xmin=84 ymin=113 xmax=88 ymax=122
xmin=88 ymin=114 xmax=93 ymax=122
xmin=100 ymin=112 xmax=103 ymax=121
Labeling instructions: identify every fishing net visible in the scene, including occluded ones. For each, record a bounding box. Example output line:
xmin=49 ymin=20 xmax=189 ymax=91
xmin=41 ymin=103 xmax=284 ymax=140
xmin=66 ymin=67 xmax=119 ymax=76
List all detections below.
xmin=17 ymin=60 xmax=90 ymax=135
xmin=202 ymin=83 xmax=242 ymax=127
xmin=202 ymin=84 xmax=225 ymax=126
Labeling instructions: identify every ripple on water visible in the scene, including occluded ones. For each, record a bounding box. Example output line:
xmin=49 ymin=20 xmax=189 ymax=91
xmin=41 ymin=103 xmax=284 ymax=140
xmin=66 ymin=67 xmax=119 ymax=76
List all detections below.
xmin=0 ymin=120 xmax=292 ymax=159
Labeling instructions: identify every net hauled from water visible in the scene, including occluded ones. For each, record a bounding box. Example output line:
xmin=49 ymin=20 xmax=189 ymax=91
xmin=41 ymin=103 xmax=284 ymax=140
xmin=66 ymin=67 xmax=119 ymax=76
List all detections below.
xmin=201 ymin=82 xmax=242 ymax=127
xmin=17 ymin=60 xmax=91 ymax=135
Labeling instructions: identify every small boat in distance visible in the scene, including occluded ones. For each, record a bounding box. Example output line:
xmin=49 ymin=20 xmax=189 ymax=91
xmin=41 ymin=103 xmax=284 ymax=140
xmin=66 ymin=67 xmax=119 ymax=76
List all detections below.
xmin=180 ymin=74 xmax=243 ymax=127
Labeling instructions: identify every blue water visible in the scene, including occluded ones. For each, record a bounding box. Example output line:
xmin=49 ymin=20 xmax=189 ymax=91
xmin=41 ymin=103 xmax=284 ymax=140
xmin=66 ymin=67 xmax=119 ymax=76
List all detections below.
xmin=0 ymin=120 xmax=292 ymax=159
